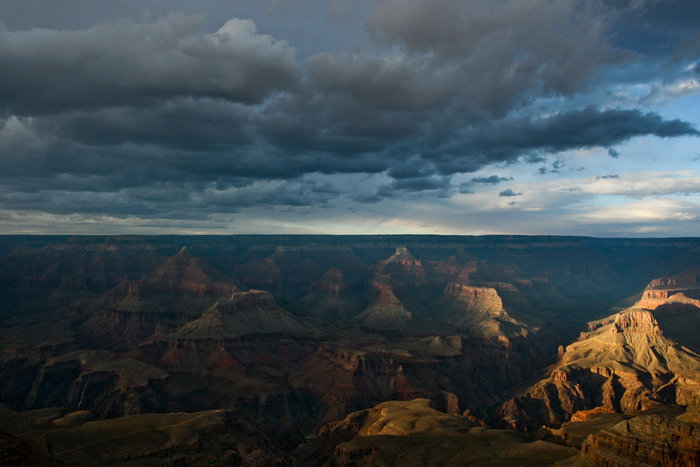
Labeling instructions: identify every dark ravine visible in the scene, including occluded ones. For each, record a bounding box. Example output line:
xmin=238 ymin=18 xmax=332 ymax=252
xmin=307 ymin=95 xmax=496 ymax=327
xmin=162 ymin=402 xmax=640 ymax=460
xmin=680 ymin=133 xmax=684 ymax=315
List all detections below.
xmin=1 ymin=235 xmax=700 ymax=465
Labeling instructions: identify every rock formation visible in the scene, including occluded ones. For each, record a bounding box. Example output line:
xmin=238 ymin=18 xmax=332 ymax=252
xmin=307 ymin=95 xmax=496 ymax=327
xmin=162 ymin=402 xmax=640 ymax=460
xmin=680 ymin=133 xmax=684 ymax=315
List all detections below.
xmin=440 ymin=282 xmax=528 ymax=340
xmin=499 ymin=271 xmax=700 ymax=431
xmin=578 ymin=413 xmax=700 ymax=467
xmin=354 ymin=282 xmax=413 ymax=329
xmin=377 ymin=246 xmax=427 ymax=284
xmin=297 ymin=398 xmax=577 ymax=466
xmin=22 ymin=350 xmax=167 ymax=418
xmin=169 ymin=289 xmax=311 ymax=339
xmin=77 ymin=248 xmax=238 ymax=344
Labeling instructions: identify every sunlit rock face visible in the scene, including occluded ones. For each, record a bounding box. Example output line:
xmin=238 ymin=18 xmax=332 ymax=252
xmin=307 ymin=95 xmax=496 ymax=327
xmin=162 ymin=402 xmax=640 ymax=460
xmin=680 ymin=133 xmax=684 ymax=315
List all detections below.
xmin=499 ymin=270 xmax=700 ymax=431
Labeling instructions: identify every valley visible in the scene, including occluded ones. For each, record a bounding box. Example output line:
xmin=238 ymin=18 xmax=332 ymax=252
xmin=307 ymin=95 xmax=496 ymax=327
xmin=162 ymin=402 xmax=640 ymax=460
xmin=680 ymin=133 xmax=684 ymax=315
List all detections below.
xmin=0 ymin=235 xmax=698 ymax=465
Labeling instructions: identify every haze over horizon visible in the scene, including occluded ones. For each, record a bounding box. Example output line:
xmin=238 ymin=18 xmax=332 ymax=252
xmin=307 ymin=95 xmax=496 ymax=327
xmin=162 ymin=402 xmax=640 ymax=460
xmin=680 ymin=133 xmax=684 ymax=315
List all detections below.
xmin=1 ymin=0 xmax=699 ymax=236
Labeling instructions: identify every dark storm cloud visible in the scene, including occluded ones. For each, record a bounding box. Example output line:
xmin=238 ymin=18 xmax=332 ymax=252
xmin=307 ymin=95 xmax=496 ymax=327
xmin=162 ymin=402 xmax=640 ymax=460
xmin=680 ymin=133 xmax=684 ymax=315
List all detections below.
xmin=471 ymin=176 xmax=513 ymax=185
xmin=306 ymin=53 xmax=455 ymax=111
xmin=0 ymin=177 xmax=341 ymax=218
xmin=0 ymin=15 xmax=299 ymax=114
xmin=388 ymin=176 xmax=451 ymax=192
xmin=367 ymin=0 xmax=619 ymax=105
xmin=387 ymin=156 xmax=438 ymax=179
xmin=1 ymin=103 xmax=695 ymax=217
xmin=428 ymin=107 xmax=698 ymax=174
xmin=458 ymin=175 xmax=513 ymax=194
xmin=201 ymin=178 xmax=341 ymax=209
xmin=46 ymin=98 xmax=254 ymax=150
xmin=376 ymin=174 xmax=452 ymax=199
xmin=0 ymin=2 xmax=698 ymax=223
xmin=499 ymin=189 xmax=522 ymax=197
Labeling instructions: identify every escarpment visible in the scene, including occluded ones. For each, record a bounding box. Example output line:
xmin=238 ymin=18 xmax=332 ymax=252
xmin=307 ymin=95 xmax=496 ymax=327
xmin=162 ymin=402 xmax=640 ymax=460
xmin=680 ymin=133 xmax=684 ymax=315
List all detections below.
xmin=579 ymin=413 xmax=700 ymax=467
xmin=499 ymin=271 xmax=700 ymax=431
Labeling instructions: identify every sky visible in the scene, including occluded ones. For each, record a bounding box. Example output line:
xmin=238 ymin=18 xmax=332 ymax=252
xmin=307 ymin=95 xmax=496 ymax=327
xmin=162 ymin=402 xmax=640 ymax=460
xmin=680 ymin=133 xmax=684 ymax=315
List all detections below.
xmin=0 ymin=0 xmax=699 ymax=236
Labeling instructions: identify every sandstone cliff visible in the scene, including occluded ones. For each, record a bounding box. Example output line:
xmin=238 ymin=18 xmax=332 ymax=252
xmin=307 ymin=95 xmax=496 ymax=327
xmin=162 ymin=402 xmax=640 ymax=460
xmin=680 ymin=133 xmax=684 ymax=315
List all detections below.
xmin=577 ymin=413 xmax=700 ymax=467
xmin=440 ymin=282 xmax=528 ymax=340
xmin=499 ymin=272 xmax=700 ymax=431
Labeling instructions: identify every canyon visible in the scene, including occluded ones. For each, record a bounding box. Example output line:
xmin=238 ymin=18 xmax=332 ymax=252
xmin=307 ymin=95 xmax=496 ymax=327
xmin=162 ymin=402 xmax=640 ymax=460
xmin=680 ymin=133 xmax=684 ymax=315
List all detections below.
xmin=0 ymin=235 xmax=698 ymax=465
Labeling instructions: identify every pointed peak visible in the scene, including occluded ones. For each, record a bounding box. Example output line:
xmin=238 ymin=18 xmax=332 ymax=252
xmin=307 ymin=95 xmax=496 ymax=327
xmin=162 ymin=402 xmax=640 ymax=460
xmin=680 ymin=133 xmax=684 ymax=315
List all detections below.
xmin=146 ymin=246 xmax=214 ymax=287
xmin=384 ymin=245 xmax=421 ymax=266
xmin=392 ymin=246 xmax=414 ymax=259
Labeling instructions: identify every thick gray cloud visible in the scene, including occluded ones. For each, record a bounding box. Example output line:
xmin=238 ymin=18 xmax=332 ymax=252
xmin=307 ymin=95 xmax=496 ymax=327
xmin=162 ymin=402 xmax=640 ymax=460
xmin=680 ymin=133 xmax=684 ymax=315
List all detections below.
xmin=387 ymin=156 xmax=439 ymax=179
xmin=306 ymin=53 xmax=455 ymax=111
xmin=499 ymin=189 xmax=522 ymax=197
xmin=428 ymin=107 xmax=698 ymax=174
xmin=471 ymin=176 xmax=513 ymax=184
xmin=0 ymin=15 xmax=299 ymax=114
xmin=45 ymin=98 xmax=254 ymax=150
xmin=378 ymin=175 xmax=452 ymax=196
xmin=367 ymin=0 xmax=619 ymax=110
xmin=0 ymin=2 xmax=697 ymax=228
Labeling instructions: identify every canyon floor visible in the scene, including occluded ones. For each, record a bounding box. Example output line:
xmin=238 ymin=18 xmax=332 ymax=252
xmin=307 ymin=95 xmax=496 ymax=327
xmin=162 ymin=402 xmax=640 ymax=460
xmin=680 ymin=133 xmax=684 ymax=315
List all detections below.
xmin=0 ymin=235 xmax=698 ymax=466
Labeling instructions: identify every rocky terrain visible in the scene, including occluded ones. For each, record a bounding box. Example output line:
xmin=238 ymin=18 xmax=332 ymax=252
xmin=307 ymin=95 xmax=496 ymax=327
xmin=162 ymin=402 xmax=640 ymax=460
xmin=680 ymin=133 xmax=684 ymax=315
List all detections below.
xmin=577 ymin=410 xmax=700 ymax=467
xmin=498 ymin=269 xmax=700 ymax=432
xmin=296 ymin=398 xmax=578 ymax=466
xmin=1 ymin=235 xmax=699 ymax=465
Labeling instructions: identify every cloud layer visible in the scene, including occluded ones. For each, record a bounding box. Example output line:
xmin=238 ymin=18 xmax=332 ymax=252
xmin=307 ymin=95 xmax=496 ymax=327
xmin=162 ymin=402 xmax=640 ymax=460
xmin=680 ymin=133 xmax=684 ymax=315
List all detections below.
xmin=0 ymin=0 xmax=698 ymax=234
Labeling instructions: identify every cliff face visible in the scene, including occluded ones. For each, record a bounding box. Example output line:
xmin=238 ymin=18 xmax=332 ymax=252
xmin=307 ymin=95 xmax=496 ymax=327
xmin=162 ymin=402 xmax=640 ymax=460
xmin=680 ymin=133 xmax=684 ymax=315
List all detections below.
xmin=499 ymin=272 xmax=700 ymax=431
xmin=443 ymin=283 xmax=504 ymax=316
xmin=637 ymin=268 xmax=700 ymax=308
xmin=440 ymin=282 xmax=528 ymax=340
xmin=580 ymin=413 xmax=700 ymax=467
xmin=355 ymin=282 xmax=413 ymax=329
xmin=17 ymin=350 xmax=168 ymax=418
